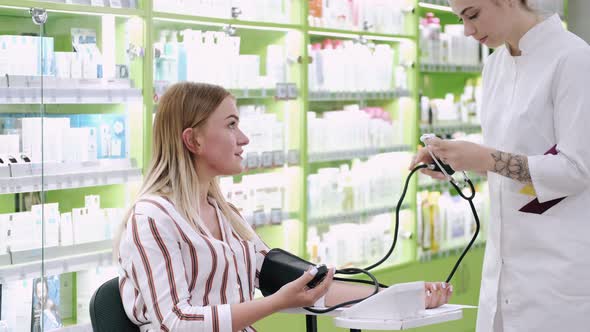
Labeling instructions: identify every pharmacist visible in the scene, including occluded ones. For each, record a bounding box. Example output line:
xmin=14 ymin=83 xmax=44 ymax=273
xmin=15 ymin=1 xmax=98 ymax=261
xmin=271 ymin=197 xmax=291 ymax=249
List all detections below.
xmin=410 ymin=0 xmax=590 ymax=331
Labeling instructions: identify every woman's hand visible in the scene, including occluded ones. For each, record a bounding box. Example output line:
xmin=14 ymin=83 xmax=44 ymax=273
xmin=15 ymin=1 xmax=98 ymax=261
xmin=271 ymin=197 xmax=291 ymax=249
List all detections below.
xmin=409 ymin=145 xmax=447 ymax=180
xmin=410 ymin=137 xmax=495 ymax=178
xmin=425 ymin=282 xmax=453 ymax=309
xmin=272 ymin=266 xmax=335 ymax=310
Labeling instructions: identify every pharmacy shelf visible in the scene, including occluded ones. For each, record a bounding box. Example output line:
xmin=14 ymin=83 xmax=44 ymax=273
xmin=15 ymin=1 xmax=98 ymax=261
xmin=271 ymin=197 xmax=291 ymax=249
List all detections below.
xmin=0 ymin=87 xmax=142 ymax=104
xmin=0 ymin=0 xmax=144 ymax=17
xmin=417 ymin=1 xmax=454 ymax=12
xmin=420 ymin=123 xmax=482 ymax=136
xmin=308 ymin=204 xmax=410 ymax=226
xmin=420 ymin=63 xmax=483 ymax=73
xmin=308 ymin=89 xmax=411 ymax=102
xmin=241 ymin=150 xmax=300 ymax=172
xmin=52 ymin=324 xmax=92 ymax=332
xmin=229 ymin=88 xmax=279 ymax=99
xmin=154 ymin=80 xmax=285 ymax=101
xmin=245 ymin=210 xmax=299 ymax=228
xmin=152 ymin=11 xmax=300 ymax=31
xmin=308 ymin=145 xmax=411 ymax=164
xmin=0 ymin=77 xmax=142 ymax=105
xmin=308 ymin=27 xmax=416 ymax=41
xmin=418 ymin=174 xmax=487 ymax=191
xmin=0 ymin=240 xmax=113 ymax=283
xmin=419 ymin=241 xmax=486 ymax=262
xmin=0 ymin=165 xmax=142 ymax=194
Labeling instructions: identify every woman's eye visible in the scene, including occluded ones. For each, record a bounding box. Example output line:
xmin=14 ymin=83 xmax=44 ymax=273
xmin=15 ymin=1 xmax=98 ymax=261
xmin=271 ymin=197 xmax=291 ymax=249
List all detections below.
xmin=228 ymin=121 xmax=237 ymax=129
xmin=459 ymin=12 xmax=479 ymax=22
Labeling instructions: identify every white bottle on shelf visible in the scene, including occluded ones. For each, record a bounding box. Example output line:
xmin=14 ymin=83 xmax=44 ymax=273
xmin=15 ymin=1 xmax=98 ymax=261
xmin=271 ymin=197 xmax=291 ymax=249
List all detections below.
xmin=165 ymin=30 xmax=179 ymax=83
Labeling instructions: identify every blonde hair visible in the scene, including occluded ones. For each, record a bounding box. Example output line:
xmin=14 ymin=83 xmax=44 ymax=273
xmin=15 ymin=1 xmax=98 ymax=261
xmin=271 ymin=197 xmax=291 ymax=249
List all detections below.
xmin=114 ymin=82 xmax=256 ymax=257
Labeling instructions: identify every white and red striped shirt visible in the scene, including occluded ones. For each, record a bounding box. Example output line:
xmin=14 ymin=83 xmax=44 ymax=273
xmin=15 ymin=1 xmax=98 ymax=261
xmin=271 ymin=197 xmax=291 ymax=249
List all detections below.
xmin=118 ymin=195 xmax=269 ymax=332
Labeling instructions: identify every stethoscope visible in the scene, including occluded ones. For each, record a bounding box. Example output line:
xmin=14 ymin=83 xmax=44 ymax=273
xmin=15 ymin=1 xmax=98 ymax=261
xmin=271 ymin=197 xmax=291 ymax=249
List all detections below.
xmin=305 ymin=134 xmax=480 ymax=314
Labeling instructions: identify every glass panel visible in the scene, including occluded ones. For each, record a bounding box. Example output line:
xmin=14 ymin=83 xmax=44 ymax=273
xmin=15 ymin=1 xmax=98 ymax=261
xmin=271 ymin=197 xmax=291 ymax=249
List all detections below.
xmin=38 ymin=9 xmax=145 ymax=327
xmin=0 ymin=6 xmax=46 ymax=331
xmin=0 ymin=6 xmax=144 ymax=330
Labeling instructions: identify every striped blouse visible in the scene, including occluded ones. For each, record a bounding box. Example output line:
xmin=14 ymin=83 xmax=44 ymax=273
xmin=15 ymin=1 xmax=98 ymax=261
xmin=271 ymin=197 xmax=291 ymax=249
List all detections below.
xmin=118 ymin=195 xmax=269 ymax=332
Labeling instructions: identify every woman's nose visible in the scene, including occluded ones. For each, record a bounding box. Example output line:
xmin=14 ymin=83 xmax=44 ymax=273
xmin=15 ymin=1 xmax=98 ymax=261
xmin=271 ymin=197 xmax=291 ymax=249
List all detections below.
xmin=463 ymin=21 xmax=476 ymax=37
xmin=238 ymin=129 xmax=250 ymax=146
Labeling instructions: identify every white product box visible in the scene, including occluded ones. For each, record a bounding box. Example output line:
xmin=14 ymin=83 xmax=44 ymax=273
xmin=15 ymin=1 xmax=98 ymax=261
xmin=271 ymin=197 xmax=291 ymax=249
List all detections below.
xmin=46 ymin=117 xmax=71 ymax=163
xmin=0 ymin=135 xmax=19 ymax=155
xmin=0 ymin=279 xmax=33 ymax=332
xmin=20 ymin=117 xmax=42 ymax=162
xmin=105 ymin=208 xmax=123 ymax=240
xmin=73 ymin=208 xmax=103 ymax=243
xmin=0 ymin=162 xmax=10 ymax=178
xmin=0 ymin=213 xmax=8 ymax=255
xmin=76 ymin=266 xmax=117 ymax=324
xmin=60 ymin=212 xmax=74 ymax=246
xmin=63 ymin=127 xmax=98 ymax=162
xmin=72 ymin=208 xmax=88 ymax=244
xmin=7 ymin=212 xmax=36 ymax=251
xmin=70 ymin=52 xmax=83 ymax=79
xmin=85 ymin=195 xmax=101 ymax=211
xmin=46 ymin=203 xmax=61 ymax=247
xmin=54 ymin=52 xmax=73 ymax=78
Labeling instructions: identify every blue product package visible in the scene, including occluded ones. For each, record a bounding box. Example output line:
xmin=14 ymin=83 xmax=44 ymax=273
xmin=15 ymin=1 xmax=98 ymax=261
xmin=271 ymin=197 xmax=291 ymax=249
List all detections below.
xmin=31 ymin=275 xmax=62 ymax=331
xmin=53 ymin=113 xmax=128 ymax=159
xmin=177 ymin=43 xmax=187 ymax=81
xmin=76 ymin=114 xmax=128 ymax=159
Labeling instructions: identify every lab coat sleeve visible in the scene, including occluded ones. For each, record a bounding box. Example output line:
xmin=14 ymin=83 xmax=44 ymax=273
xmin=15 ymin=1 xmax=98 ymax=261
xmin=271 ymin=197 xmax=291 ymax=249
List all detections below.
xmin=528 ymin=47 xmax=590 ymax=203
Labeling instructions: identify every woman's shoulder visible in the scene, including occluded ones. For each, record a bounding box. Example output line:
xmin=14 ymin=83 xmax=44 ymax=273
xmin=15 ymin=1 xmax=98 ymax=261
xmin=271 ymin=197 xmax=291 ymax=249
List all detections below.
xmin=133 ymin=194 xmax=177 ymax=220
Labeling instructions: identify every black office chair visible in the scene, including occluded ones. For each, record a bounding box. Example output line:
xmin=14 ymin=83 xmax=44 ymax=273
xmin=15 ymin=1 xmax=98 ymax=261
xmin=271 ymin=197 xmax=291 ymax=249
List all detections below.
xmin=89 ymin=276 xmax=140 ymax=332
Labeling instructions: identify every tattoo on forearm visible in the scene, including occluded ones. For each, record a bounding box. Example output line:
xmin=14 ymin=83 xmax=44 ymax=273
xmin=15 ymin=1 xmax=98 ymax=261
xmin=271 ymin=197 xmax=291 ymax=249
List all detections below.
xmin=491 ymin=151 xmax=532 ymax=184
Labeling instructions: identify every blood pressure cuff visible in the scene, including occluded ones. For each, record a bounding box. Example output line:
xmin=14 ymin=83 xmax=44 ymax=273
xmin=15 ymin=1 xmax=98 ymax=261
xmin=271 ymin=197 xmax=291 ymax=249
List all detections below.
xmin=258 ymin=248 xmax=314 ymax=297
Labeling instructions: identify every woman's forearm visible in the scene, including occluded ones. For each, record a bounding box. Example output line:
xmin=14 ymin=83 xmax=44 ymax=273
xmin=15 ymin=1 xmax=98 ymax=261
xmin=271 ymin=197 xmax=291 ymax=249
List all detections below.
xmin=231 ymin=294 xmax=285 ymax=331
xmin=489 ymin=150 xmax=532 ymax=184
xmin=325 ymin=281 xmax=378 ymax=306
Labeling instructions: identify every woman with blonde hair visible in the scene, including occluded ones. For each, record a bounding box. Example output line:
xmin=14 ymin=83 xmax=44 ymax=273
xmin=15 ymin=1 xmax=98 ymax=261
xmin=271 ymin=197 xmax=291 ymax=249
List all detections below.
xmin=117 ymin=82 xmax=450 ymax=331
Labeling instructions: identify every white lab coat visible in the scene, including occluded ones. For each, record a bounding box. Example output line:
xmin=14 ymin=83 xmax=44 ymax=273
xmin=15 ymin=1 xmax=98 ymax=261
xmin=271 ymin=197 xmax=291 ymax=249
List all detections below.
xmin=477 ymin=14 xmax=590 ymax=332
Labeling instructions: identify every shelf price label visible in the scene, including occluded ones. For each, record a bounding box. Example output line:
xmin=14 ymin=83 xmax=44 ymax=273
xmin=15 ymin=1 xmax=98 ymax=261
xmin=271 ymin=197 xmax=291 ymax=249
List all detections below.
xmin=246 ymin=152 xmax=260 ymax=169
xmin=253 ymin=209 xmax=268 ymax=227
xmin=272 ymin=151 xmax=285 ymax=166
xmin=287 ymin=150 xmax=300 ymax=165
xmin=270 ymin=208 xmax=283 ymax=225
xmin=276 ymin=83 xmax=298 ymax=100
xmin=261 ymin=152 xmax=273 ymax=168
xmin=275 ymin=83 xmax=288 ymax=100
xmin=287 ymin=83 xmax=298 ymax=99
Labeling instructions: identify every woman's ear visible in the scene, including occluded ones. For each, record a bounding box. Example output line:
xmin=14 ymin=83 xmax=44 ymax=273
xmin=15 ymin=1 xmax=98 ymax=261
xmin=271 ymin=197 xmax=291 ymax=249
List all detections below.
xmin=182 ymin=128 xmax=200 ymax=154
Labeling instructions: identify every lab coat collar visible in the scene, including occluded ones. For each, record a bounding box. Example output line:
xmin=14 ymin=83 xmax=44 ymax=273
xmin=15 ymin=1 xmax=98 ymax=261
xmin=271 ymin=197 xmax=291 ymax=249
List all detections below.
xmin=517 ymin=14 xmax=563 ymax=56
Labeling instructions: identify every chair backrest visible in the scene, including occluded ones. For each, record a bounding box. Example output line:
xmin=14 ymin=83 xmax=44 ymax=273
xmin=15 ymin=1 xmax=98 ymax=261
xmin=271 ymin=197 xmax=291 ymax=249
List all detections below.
xmin=89 ymin=276 xmax=140 ymax=332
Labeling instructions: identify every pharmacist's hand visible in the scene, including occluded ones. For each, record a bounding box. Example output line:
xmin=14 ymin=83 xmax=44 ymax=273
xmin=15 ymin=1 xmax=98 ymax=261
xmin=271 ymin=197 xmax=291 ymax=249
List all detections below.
xmin=425 ymin=282 xmax=452 ymax=309
xmin=409 ymin=146 xmax=447 ymax=180
xmin=427 ymin=137 xmax=495 ymax=174
xmin=273 ymin=266 xmax=335 ymax=310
